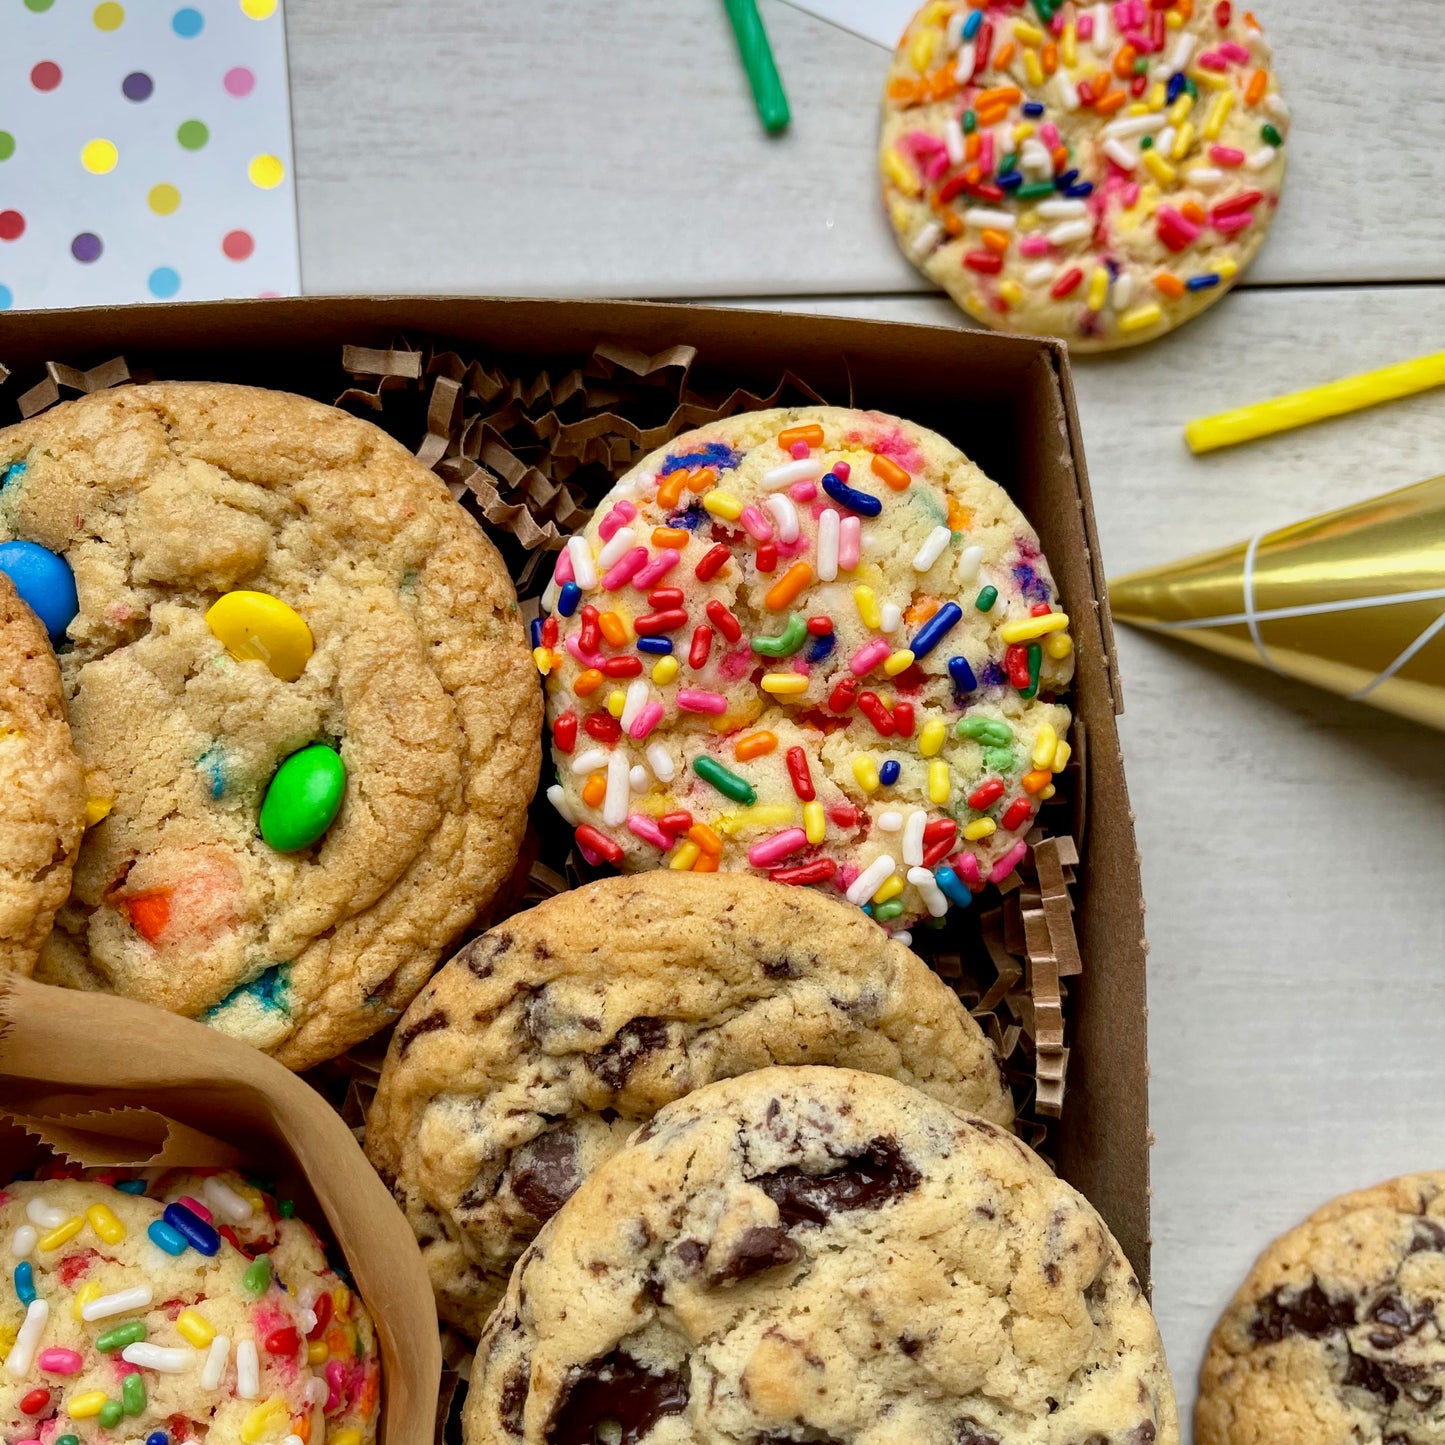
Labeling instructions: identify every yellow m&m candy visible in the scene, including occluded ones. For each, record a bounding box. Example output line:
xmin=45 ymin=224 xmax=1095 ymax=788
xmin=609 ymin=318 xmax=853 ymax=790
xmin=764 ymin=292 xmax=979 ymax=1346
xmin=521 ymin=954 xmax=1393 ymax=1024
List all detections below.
xmin=205 ymin=591 xmax=313 ymax=682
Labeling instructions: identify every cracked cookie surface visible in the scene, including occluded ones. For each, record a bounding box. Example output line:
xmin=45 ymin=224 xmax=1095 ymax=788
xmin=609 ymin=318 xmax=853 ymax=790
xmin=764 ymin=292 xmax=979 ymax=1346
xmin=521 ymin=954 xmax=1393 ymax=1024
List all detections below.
xmin=366 ymin=873 xmax=1014 ymax=1337
xmin=0 ymin=382 xmax=539 ymax=1067
xmin=463 ymin=1065 xmax=1177 ymax=1445
xmin=0 ymin=572 xmax=86 ymax=974
xmin=1198 ymin=1172 xmax=1445 ymax=1445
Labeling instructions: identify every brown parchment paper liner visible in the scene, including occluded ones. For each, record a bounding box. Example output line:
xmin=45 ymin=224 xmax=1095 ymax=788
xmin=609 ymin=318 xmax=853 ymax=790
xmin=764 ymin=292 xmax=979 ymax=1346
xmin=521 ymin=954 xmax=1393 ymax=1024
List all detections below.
xmin=0 ymin=973 xmax=440 ymax=1445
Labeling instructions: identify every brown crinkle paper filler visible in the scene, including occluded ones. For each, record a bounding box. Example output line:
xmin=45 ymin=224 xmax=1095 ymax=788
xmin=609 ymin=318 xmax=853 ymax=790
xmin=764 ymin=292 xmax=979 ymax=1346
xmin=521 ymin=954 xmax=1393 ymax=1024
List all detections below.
xmin=16 ymin=356 xmax=138 ymax=418
xmin=337 ymin=339 xmax=827 ymax=586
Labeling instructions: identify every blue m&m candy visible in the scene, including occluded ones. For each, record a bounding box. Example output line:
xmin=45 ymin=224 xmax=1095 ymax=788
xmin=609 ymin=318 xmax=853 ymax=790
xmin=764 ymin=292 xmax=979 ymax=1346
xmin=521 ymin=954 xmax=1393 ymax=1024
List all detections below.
xmin=0 ymin=540 xmax=78 ymax=644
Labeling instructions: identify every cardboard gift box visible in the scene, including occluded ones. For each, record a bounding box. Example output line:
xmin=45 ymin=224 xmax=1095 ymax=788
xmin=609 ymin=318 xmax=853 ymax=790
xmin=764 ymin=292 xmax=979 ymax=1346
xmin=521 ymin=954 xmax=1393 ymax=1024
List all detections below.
xmin=0 ymin=296 xmax=1150 ymax=1288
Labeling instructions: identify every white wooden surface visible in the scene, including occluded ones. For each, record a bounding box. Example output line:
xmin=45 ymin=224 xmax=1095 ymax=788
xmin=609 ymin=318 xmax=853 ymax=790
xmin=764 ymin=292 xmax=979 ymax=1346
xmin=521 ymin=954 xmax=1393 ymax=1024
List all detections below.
xmin=283 ymin=0 xmax=1445 ymax=1431
xmin=288 ymin=0 xmax=1445 ymax=296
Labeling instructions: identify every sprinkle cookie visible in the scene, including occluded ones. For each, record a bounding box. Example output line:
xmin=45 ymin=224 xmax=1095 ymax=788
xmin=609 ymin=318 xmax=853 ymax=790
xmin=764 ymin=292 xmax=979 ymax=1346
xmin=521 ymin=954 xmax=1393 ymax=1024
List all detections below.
xmin=1198 ymin=1172 xmax=1445 ymax=1445
xmin=463 ymin=1066 xmax=1179 ymax=1445
xmin=366 ymin=872 xmax=1015 ymax=1336
xmin=0 ymin=573 xmax=86 ymax=976
xmin=538 ymin=407 xmax=1073 ymax=931
xmin=881 ymin=0 xmax=1288 ymax=350
xmin=0 ymin=383 xmax=540 ymax=1069
xmin=0 ymin=1169 xmax=379 ymax=1445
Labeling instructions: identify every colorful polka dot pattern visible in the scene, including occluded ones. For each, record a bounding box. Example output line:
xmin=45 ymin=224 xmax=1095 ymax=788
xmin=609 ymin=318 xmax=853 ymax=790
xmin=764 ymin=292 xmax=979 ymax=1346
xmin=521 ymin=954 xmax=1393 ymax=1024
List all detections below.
xmin=1 ymin=0 xmax=298 ymax=311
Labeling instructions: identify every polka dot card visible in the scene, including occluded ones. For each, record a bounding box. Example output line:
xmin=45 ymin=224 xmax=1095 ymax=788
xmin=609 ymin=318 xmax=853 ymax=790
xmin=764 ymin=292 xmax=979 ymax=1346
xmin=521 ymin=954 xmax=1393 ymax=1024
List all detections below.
xmin=0 ymin=0 xmax=299 ymax=311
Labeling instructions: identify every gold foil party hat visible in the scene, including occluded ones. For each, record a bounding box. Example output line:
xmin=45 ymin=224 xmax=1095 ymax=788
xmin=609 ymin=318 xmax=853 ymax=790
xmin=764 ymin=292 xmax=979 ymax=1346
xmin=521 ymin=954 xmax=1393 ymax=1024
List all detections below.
xmin=1109 ymin=475 xmax=1445 ymax=730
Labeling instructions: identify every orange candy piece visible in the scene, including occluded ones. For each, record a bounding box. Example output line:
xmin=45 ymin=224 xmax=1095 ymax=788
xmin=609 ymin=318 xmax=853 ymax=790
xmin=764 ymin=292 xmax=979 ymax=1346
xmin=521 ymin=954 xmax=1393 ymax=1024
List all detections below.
xmin=734 ymin=731 xmax=779 ymax=762
xmin=1154 ymin=272 xmax=1186 ymax=299
xmin=125 ymin=890 xmax=171 ymax=943
xmin=582 ymin=774 xmax=606 ymax=808
xmin=354 ymin=1365 xmax=381 ymax=1419
xmin=652 ymin=527 xmax=690 ymax=548
xmin=870 ymin=454 xmax=912 ymax=491
xmin=656 ymin=472 xmax=687 ymax=509
xmin=926 ymin=64 xmax=960 ymax=101
xmin=764 ymin=561 xmax=814 ymax=611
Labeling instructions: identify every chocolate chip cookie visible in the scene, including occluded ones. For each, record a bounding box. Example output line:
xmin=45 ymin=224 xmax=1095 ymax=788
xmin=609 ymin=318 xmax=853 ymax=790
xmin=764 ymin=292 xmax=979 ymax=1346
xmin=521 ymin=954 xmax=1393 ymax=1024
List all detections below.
xmin=1198 ymin=1172 xmax=1445 ymax=1445
xmin=366 ymin=872 xmax=1015 ymax=1337
xmin=0 ymin=572 xmax=86 ymax=974
xmin=463 ymin=1065 xmax=1178 ymax=1445
xmin=0 ymin=382 xmax=540 ymax=1067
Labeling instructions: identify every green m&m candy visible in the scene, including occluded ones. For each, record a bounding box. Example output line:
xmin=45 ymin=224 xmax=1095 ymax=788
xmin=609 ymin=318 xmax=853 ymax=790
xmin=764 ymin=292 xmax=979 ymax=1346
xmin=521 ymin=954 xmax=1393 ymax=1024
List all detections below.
xmin=259 ymin=744 xmax=346 ymax=852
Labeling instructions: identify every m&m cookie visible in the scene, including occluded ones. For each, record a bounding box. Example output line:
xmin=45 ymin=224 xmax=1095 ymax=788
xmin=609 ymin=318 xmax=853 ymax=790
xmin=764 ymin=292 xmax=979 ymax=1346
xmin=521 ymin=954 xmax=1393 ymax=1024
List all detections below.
xmin=539 ymin=407 xmax=1073 ymax=931
xmin=0 ymin=572 xmax=86 ymax=975
xmin=881 ymin=0 xmax=1288 ymax=349
xmin=0 ymin=383 xmax=540 ymax=1068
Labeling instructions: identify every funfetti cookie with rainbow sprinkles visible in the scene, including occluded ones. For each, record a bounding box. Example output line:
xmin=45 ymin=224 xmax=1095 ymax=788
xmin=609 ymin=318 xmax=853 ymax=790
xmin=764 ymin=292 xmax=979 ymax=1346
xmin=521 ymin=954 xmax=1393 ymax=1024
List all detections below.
xmin=0 ymin=382 xmax=540 ymax=1070
xmin=881 ymin=0 xmax=1288 ymax=350
xmin=539 ymin=407 xmax=1074 ymax=933
xmin=0 ymin=1167 xmax=380 ymax=1445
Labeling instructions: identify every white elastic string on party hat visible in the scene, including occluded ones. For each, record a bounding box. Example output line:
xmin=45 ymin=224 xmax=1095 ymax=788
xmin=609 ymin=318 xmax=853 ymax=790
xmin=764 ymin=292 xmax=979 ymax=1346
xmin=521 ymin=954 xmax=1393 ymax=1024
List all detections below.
xmin=1155 ymin=587 xmax=1445 ymax=631
xmin=1350 ymin=608 xmax=1445 ymax=700
xmin=1240 ymin=530 xmax=1274 ymax=671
